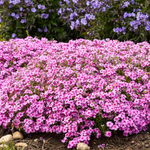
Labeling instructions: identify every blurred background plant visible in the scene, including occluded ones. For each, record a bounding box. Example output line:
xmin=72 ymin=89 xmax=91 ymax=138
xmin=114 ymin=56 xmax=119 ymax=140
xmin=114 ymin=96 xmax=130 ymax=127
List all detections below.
xmin=0 ymin=0 xmax=150 ymax=43
xmin=0 ymin=0 xmax=83 ymax=42
xmin=58 ymin=0 xmax=150 ymax=43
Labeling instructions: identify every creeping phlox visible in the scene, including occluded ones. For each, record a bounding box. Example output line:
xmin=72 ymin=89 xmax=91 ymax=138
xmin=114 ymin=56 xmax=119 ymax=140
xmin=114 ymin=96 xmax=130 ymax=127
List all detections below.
xmin=0 ymin=37 xmax=150 ymax=148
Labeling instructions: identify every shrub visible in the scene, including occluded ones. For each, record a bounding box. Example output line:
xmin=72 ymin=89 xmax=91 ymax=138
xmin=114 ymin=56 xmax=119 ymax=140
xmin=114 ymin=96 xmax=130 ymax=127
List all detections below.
xmin=0 ymin=0 xmax=83 ymax=42
xmin=0 ymin=37 xmax=150 ymax=149
xmin=58 ymin=0 xmax=150 ymax=43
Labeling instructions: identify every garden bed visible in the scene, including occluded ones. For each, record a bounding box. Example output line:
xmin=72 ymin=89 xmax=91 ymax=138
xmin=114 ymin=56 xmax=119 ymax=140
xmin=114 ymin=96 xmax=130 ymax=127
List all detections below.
xmin=0 ymin=37 xmax=150 ymax=149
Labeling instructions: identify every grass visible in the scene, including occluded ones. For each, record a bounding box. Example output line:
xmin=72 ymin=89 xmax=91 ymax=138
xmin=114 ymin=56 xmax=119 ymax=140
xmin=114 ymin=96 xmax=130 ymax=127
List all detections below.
xmin=0 ymin=141 xmax=25 ymax=150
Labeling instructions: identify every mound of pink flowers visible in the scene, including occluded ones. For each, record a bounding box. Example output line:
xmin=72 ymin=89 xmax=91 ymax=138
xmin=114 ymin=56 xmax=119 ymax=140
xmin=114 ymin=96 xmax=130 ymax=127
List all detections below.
xmin=0 ymin=37 xmax=150 ymax=148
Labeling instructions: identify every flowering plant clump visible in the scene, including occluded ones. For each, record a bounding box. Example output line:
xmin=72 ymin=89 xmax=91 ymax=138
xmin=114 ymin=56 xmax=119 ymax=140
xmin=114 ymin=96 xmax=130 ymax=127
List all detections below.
xmin=0 ymin=0 xmax=82 ymax=42
xmin=0 ymin=37 xmax=150 ymax=149
xmin=58 ymin=0 xmax=150 ymax=43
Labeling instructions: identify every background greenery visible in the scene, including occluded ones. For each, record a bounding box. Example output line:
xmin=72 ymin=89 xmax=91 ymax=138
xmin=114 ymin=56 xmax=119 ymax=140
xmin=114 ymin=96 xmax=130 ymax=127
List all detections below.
xmin=0 ymin=0 xmax=150 ymax=43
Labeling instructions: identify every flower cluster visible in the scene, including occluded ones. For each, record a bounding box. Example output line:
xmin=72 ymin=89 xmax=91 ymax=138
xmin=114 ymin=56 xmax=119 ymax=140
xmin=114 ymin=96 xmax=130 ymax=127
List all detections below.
xmin=58 ymin=0 xmax=150 ymax=43
xmin=0 ymin=0 xmax=81 ymax=42
xmin=0 ymin=37 xmax=150 ymax=148
xmin=58 ymin=0 xmax=107 ymax=30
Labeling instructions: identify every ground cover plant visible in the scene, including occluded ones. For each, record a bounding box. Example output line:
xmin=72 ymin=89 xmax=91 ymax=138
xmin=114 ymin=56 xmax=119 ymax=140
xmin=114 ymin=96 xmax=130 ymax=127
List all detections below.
xmin=0 ymin=36 xmax=150 ymax=149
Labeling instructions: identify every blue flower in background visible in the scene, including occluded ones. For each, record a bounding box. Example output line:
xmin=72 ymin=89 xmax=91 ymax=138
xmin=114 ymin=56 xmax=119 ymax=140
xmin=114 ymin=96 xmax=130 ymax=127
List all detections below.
xmin=58 ymin=8 xmax=62 ymax=15
xmin=122 ymin=1 xmax=130 ymax=8
xmin=41 ymin=5 xmax=45 ymax=10
xmin=85 ymin=14 xmax=90 ymax=19
xmin=72 ymin=0 xmax=78 ymax=3
xmin=9 ymin=0 xmax=20 ymax=5
xmin=101 ymin=7 xmax=106 ymax=11
xmin=38 ymin=4 xmax=45 ymax=10
xmin=145 ymin=25 xmax=150 ymax=31
xmin=24 ymin=0 xmax=31 ymax=3
xmin=123 ymin=12 xmax=135 ymax=19
xmin=41 ymin=13 xmax=49 ymax=19
xmin=81 ymin=18 xmax=87 ymax=25
xmin=84 ymin=14 xmax=95 ymax=20
xmin=69 ymin=13 xmax=74 ymax=20
xmin=66 ymin=8 xmax=73 ymax=12
xmin=44 ymin=27 xmax=48 ymax=32
xmin=70 ymin=21 xmax=75 ymax=30
xmin=86 ymin=1 xmax=90 ymax=6
xmin=136 ymin=12 xmax=149 ymax=22
xmin=20 ymin=7 xmax=23 ymax=11
xmin=12 ymin=33 xmax=16 ymax=38
xmin=0 ymin=0 xmax=4 ymax=5
xmin=11 ymin=13 xmax=15 ymax=17
xmin=9 ymin=4 xmax=13 ymax=8
xmin=38 ymin=4 xmax=41 ymax=9
xmin=15 ymin=37 xmax=20 ymax=39
xmin=89 ymin=15 xmax=95 ymax=20
xmin=38 ymin=28 xmax=42 ymax=32
xmin=146 ymin=21 xmax=150 ymax=26
xmin=113 ymin=26 xmax=126 ymax=34
xmin=31 ymin=8 xmax=36 ymax=12
xmin=15 ymin=14 xmax=20 ymax=19
xmin=76 ymin=19 xmax=80 ymax=26
xmin=20 ymin=19 xmax=26 ymax=23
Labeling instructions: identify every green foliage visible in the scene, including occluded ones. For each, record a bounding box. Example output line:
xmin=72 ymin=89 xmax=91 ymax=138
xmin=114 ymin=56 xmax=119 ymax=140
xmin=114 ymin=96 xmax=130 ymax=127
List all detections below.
xmin=81 ymin=0 xmax=150 ymax=43
xmin=0 ymin=0 xmax=83 ymax=42
xmin=0 ymin=140 xmax=25 ymax=150
xmin=91 ymin=113 xmax=109 ymax=135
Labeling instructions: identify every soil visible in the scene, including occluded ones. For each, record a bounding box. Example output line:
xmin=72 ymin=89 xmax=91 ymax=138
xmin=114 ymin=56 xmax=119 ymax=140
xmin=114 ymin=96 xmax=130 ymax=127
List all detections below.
xmin=1 ymin=126 xmax=150 ymax=150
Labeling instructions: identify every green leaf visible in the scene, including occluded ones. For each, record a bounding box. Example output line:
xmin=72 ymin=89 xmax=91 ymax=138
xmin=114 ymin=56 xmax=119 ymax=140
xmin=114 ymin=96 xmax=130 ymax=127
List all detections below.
xmin=129 ymin=57 xmax=131 ymax=63
xmin=52 ymin=85 xmax=55 ymax=91
xmin=94 ymin=53 xmax=97 ymax=64
xmin=75 ymin=72 xmax=77 ymax=78
xmin=26 ymin=30 xmax=30 ymax=36
xmin=66 ymin=60 xmax=68 ymax=67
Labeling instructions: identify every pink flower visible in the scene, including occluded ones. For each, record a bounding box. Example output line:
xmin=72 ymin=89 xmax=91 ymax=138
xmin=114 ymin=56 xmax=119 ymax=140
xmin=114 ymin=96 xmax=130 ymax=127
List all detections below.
xmin=106 ymin=121 xmax=113 ymax=128
xmin=105 ymin=131 xmax=112 ymax=137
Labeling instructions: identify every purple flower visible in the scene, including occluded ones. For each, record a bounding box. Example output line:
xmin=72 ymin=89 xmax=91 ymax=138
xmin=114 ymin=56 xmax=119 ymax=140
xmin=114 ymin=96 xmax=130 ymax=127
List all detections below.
xmin=70 ymin=21 xmax=75 ymax=30
xmin=81 ymin=18 xmax=87 ymax=25
xmin=38 ymin=28 xmax=42 ymax=32
xmin=41 ymin=13 xmax=49 ymax=19
xmin=31 ymin=8 xmax=36 ymax=13
xmin=76 ymin=19 xmax=80 ymax=26
xmin=86 ymin=1 xmax=90 ymax=6
xmin=9 ymin=0 xmax=20 ymax=5
xmin=38 ymin=4 xmax=42 ymax=9
xmin=58 ymin=8 xmax=62 ymax=15
xmin=20 ymin=19 xmax=26 ymax=23
xmin=15 ymin=14 xmax=20 ymax=19
xmin=145 ymin=25 xmax=150 ymax=31
xmin=44 ymin=27 xmax=48 ymax=32
xmin=9 ymin=4 xmax=13 ymax=8
xmin=11 ymin=13 xmax=15 ymax=17
xmin=20 ymin=7 xmax=23 ymax=11
xmin=98 ymin=144 xmax=105 ymax=148
xmin=0 ymin=0 xmax=4 ymax=5
xmin=72 ymin=0 xmax=78 ymax=3
xmin=24 ymin=0 xmax=31 ymax=3
xmin=40 ymin=137 xmax=43 ymax=140
xmin=12 ymin=33 xmax=16 ymax=38
xmin=101 ymin=7 xmax=106 ymax=11
xmin=136 ymin=12 xmax=149 ymax=22
xmin=122 ymin=1 xmax=130 ymax=8
xmin=41 ymin=5 xmax=45 ymax=10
